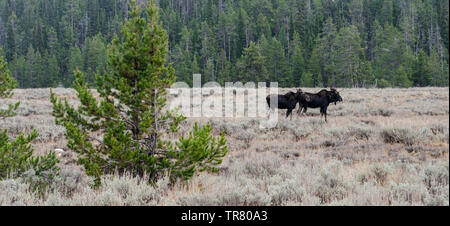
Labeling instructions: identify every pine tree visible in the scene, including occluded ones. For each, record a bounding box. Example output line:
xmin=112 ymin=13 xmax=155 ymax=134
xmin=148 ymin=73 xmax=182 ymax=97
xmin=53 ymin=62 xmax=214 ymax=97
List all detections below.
xmin=235 ymin=8 xmax=250 ymax=58
xmin=412 ymin=50 xmax=432 ymax=87
xmin=429 ymin=47 xmax=449 ymax=86
xmin=5 ymin=12 xmax=17 ymax=62
xmin=359 ymin=61 xmax=375 ymax=88
xmin=314 ymin=18 xmax=337 ymax=87
xmin=0 ymin=48 xmax=18 ymax=118
xmin=44 ymin=53 xmax=60 ymax=87
xmin=300 ymin=71 xmax=314 ymax=87
xmin=0 ymin=48 xmax=59 ymax=192
xmin=66 ymin=45 xmax=83 ymax=87
xmin=333 ymin=25 xmax=363 ymax=87
xmin=0 ymin=0 xmax=448 ymax=88
xmin=236 ymin=41 xmax=267 ymax=83
xmin=24 ymin=45 xmax=43 ymax=88
xmin=373 ymin=24 xmax=414 ymax=87
xmin=87 ymin=0 xmax=100 ymax=37
xmin=47 ymin=26 xmax=58 ymax=55
xmin=380 ymin=0 xmax=393 ymax=26
xmin=394 ymin=66 xmax=413 ymax=88
xmin=255 ymin=13 xmax=271 ymax=39
xmin=289 ymin=31 xmax=305 ymax=87
xmin=33 ymin=18 xmax=45 ymax=53
xmin=199 ymin=21 xmax=213 ymax=68
xmin=204 ymin=58 xmax=215 ymax=82
xmin=50 ymin=1 xmax=227 ymax=186
xmin=82 ymin=34 xmax=106 ymax=85
xmin=263 ymin=37 xmax=288 ymax=86
xmin=308 ymin=44 xmax=323 ymax=87
xmin=180 ymin=26 xmax=191 ymax=52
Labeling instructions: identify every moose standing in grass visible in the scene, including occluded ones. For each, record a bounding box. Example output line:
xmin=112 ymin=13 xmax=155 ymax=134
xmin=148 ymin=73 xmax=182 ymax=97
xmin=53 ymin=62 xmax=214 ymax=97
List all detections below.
xmin=297 ymin=88 xmax=343 ymax=122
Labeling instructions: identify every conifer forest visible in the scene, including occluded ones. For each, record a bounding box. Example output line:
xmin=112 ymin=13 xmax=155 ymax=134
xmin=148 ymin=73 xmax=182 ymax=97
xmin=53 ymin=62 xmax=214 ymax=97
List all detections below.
xmin=0 ymin=0 xmax=448 ymax=88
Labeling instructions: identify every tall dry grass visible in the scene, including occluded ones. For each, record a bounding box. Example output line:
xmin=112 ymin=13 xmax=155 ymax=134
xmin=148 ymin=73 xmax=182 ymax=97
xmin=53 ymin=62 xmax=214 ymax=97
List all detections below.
xmin=0 ymin=87 xmax=448 ymax=205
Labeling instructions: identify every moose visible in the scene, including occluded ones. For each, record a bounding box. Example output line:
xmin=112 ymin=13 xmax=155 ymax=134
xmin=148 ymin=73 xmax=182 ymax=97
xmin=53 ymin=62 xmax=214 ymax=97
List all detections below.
xmin=266 ymin=90 xmax=303 ymax=120
xmin=296 ymin=88 xmax=343 ymax=122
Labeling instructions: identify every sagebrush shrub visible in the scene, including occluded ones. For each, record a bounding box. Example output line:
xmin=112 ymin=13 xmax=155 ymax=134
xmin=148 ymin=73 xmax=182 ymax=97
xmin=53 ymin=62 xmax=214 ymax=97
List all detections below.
xmin=421 ymin=163 xmax=449 ymax=195
xmin=389 ymin=183 xmax=428 ymax=205
xmin=380 ymin=128 xmax=425 ymax=146
xmin=348 ymin=125 xmax=373 ymax=140
xmin=243 ymin=154 xmax=281 ymax=178
xmin=292 ymin=125 xmax=313 ymax=141
xmin=428 ymin=124 xmax=447 ymax=135
xmin=268 ymin=179 xmax=304 ymax=205
xmin=370 ymin=164 xmax=390 ymax=185
xmin=177 ymin=192 xmax=218 ymax=206
xmin=233 ymin=129 xmax=256 ymax=146
xmin=314 ymin=171 xmax=349 ymax=204
xmin=0 ymin=179 xmax=36 ymax=205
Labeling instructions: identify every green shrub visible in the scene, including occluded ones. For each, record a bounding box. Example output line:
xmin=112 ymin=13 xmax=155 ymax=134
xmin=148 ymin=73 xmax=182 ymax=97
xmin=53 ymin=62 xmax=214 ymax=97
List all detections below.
xmin=1 ymin=48 xmax=59 ymax=194
xmin=0 ymin=51 xmax=19 ymax=119
xmin=0 ymin=130 xmax=59 ymax=192
xmin=169 ymin=123 xmax=228 ymax=182
xmin=377 ymin=79 xmax=391 ymax=88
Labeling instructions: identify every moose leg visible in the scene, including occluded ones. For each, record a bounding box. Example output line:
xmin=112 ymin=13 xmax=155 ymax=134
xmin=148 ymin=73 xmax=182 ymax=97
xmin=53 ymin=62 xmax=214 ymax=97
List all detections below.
xmin=297 ymin=105 xmax=305 ymax=116
xmin=286 ymin=109 xmax=293 ymax=119
xmin=267 ymin=107 xmax=273 ymax=118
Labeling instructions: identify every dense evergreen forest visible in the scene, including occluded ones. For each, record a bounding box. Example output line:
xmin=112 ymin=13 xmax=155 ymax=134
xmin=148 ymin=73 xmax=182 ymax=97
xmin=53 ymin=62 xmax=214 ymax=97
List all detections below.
xmin=0 ymin=0 xmax=448 ymax=88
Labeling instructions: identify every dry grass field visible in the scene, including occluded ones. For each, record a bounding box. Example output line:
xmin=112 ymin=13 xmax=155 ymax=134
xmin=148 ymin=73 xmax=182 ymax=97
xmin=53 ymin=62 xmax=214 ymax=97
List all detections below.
xmin=0 ymin=87 xmax=448 ymax=205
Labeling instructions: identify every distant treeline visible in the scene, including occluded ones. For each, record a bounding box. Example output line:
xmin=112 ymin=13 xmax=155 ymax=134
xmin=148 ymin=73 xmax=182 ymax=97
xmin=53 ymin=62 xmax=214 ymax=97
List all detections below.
xmin=0 ymin=0 xmax=448 ymax=88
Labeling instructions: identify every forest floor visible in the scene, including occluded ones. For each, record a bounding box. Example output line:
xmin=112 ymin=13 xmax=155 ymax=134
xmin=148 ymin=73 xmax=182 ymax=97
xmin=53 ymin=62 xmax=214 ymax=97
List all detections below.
xmin=1 ymin=87 xmax=448 ymax=205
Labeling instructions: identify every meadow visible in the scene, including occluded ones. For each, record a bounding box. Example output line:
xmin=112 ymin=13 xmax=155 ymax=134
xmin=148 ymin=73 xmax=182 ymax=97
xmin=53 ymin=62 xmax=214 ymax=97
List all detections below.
xmin=0 ymin=87 xmax=448 ymax=205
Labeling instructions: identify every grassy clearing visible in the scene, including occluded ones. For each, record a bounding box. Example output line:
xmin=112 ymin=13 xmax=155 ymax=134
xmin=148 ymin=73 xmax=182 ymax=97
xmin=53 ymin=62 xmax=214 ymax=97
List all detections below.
xmin=0 ymin=87 xmax=448 ymax=206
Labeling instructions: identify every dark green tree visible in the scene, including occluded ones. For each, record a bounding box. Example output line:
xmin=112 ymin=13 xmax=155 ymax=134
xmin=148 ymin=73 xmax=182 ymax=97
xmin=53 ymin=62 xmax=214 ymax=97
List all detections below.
xmin=429 ymin=47 xmax=449 ymax=86
xmin=333 ymin=25 xmax=364 ymax=87
xmin=5 ymin=12 xmax=17 ymax=62
xmin=24 ymin=45 xmax=44 ymax=88
xmin=82 ymin=34 xmax=107 ymax=85
xmin=0 ymin=49 xmax=18 ymax=118
xmin=0 ymin=48 xmax=59 ymax=192
xmin=66 ymin=45 xmax=84 ymax=87
xmin=0 ymin=0 xmax=448 ymax=88
xmin=262 ymin=37 xmax=289 ymax=86
xmin=313 ymin=18 xmax=337 ymax=87
xmin=50 ymin=1 xmax=227 ymax=186
xmin=289 ymin=31 xmax=305 ymax=87
xmin=373 ymin=24 xmax=414 ymax=87
xmin=236 ymin=41 xmax=267 ymax=83
xmin=44 ymin=53 xmax=60 ymax=87
xmin=412 ymin=50 xmax=433 ymax=87
xmin=255 ymin=13 xmax=271 ymax=39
